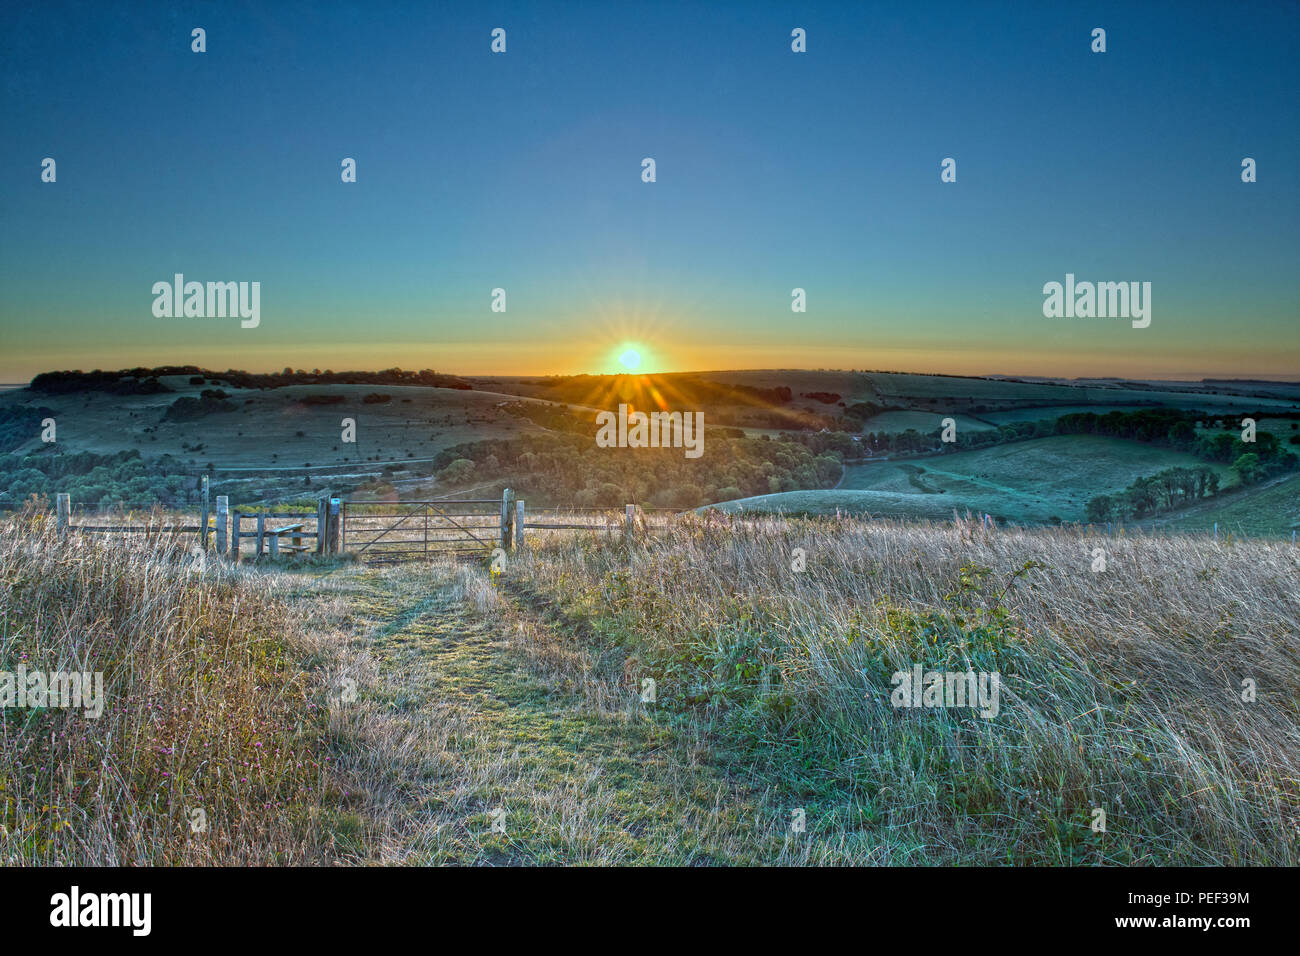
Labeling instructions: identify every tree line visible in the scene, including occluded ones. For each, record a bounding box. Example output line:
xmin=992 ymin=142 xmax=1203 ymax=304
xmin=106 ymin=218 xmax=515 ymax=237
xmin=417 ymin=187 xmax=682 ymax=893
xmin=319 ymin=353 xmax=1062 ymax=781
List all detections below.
xmin=431 ymin=432 xmax=843 ymax=509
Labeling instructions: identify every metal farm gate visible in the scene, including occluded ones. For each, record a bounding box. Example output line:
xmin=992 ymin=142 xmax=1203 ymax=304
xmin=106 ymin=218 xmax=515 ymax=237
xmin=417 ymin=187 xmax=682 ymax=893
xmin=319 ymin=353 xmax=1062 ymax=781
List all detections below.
xmin=341 ymin=498 xmax=504 ymax=563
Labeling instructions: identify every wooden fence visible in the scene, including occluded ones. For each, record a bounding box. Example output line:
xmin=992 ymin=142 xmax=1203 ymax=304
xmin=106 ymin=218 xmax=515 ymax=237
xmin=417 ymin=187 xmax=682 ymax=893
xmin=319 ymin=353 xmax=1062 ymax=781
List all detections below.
xmin=35 ymin=489 xmax=1297 ymax=559
xmin=47 ymin=488 xmax=665 ymax=563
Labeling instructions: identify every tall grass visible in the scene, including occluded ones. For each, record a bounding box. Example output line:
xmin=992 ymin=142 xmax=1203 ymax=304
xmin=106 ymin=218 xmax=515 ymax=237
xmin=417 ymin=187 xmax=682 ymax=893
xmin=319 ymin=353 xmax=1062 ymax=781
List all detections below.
xmin=4 ymin=501 xmax=1295 ymax=866
xmin=0 ymin=508 xmax=336 ymax=865
xmin=508 ymin=512 xmax=1300 ymax=864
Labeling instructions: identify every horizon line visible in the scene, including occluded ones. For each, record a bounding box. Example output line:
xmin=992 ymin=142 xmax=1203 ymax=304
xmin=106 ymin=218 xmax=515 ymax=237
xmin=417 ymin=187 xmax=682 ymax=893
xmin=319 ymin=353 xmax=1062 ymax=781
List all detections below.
xmin=5 ymin=366 xmax=1300 ymax=387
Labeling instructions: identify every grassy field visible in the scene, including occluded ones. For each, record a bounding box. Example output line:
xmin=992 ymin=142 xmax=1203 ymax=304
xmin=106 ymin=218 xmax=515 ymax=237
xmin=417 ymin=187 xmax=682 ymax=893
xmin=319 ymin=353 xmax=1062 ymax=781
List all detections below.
xmin=0 ymin=511 xmax=339 ymax=864
xmin=0 ymin=375 xmax=545 ymax=468
xmin=716 ymin=435 xmax=1237 ymax=525
xmin=5 ymin=509 xmax=1294 ymax=865
xmin=864 ymin=372 xmax=1300 ymax=411
xmin=1156 ymin=474 xmax=1300 ymax=537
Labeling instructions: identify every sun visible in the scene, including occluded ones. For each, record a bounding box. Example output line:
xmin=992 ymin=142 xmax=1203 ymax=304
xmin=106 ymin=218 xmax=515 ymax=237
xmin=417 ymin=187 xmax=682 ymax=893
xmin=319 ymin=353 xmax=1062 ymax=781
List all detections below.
xmin=617 ymin=348 xmax=642 ymax=370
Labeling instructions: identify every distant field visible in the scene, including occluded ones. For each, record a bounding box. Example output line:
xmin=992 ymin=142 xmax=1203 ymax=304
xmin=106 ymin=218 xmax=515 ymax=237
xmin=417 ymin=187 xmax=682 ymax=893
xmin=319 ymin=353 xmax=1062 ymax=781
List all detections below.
xmin=865 ymin=372 xmax=1300 ymax=415
xmin=865 ymin=372 xmax=1115 ymax=403
xmin=716 ymin=435 xmax=1237 ymax=525
xmin=691 ymin=369 xmax=877 ymax=403
xmin=1157 ymin=474 xmax=1300 ymax=536
xmin=478 ymin=370 xmax=1300 ymax=424
xmin=711 ymin=488 xmax=964 ymax=521
xmin=0 ymin=377 xmax=541 ymax=468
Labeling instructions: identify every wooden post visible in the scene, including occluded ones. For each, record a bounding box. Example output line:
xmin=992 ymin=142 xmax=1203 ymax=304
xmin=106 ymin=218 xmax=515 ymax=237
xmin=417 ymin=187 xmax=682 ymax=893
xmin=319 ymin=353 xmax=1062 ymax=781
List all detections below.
xmin=231 ymin=512 xmax=240 ymax=561
xmin=199 ymin=475 xmax=210 ymax=550
xmin=256 ymin=513 xmax=265 ymax=557
xmin=269 ymin=532 xmax=279 ymax=558
xmin=329 ymin=497 xmax=341 ymax=553
xmin=215 ymin=496 xmax=228 ymax=556
xmin=56 ymin=493 xmax=70 ymax=539
xmin=500 ymin=488 xmax=514 ymax=550
xmin=515 ymin=499 xmax=525 ymax=548
xmin=625 ymin=504 xmax=636 ymax=538
xmin=316 ymin=498 xmax=327 ymax=554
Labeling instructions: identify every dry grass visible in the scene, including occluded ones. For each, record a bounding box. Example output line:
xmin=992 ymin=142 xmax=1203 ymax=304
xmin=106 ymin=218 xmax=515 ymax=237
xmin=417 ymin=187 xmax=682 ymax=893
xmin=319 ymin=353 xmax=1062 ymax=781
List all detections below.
xmin=287 ymin=560 xmax=774 ymax=864
xmin=4 ymin=500 xmax=1295 ymax=866
xmin=506 ymin=511 xmax=1300 ymax=864
xmin=0 ymin=507 xmax=339 ymax=865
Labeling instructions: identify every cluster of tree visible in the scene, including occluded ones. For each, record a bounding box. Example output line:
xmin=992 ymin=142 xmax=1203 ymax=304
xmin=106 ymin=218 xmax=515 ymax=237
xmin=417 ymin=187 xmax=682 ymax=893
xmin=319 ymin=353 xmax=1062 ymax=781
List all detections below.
xmin=501 ymin=401 xmax=589 ymax=434
xmin=27 ymin=366 xmax=473 ymax=393
xmin=1054 ymin=409 xmax=1297 ymax=478
xmin=1085 ymin=466 xmax=1220 ymax=521
xmin=29 ymin=370 xmax=171 ymax=395
xmin=0 ymin=450 xmax=202 ymax=509
xmin=161 ymin=390 xmax=237 ymax=421
xmin=842 ymin=401 xmax=885 ymax=423
xmin=1193 ymin=431 xmax=1294 ymax=477
xmin=430 ymin=432 xmax=842 ymax=508
xmin=863 ymin=407 xmax=1300 ymax=477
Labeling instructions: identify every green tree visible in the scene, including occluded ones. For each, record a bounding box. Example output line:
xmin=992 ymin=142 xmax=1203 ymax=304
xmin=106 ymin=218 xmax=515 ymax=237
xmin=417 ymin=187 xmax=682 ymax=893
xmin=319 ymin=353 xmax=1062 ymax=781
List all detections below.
xmin=1232 ymin=452 xmax=1262 ymax=486
xmin=439 ymin=458 xmax=476 ymax=484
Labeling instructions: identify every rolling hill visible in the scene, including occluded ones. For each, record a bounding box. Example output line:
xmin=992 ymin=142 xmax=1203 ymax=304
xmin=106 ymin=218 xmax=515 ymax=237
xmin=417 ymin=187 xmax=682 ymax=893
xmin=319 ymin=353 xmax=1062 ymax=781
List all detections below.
xmin=711 ymin=434 xmax=1241 ymax=526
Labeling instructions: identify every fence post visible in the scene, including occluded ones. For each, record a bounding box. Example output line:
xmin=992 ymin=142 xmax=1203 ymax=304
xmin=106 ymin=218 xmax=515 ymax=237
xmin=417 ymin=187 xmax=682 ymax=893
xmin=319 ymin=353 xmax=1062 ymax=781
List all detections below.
xmin=500 ymin=488 xmax=515 ymax=550
xmin=269 ymin=531 xmax=279 ymax=558
xmin=256 ymin=513 xmax=265 ymax=557
xmin=501 ymin=489 xmax=512 ymax=548
xmin=231 ymin=512 xmax=240 ymax=561
xmin=329 ymin=497 xmax=341 ymax=553
xmin=625 ymin=504 xmax=637 ymax=539
xmin=316 ymin=497 xmax=327 ymax=554
xmin=56 ymin=493 xmax=70 ymax=539
xmin=515 ymin=499 xmax=525 ymax=548
xmin=215 ymin=496 xmax=228 ymax=556
xmin=200 ymin=475 xmax=210 ymax=550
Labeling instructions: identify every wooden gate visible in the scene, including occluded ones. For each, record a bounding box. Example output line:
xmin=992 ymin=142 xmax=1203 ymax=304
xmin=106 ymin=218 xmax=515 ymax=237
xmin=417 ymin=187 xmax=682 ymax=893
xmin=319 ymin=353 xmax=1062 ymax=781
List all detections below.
xmin=341 ymin=498 xmax=505 ymax=563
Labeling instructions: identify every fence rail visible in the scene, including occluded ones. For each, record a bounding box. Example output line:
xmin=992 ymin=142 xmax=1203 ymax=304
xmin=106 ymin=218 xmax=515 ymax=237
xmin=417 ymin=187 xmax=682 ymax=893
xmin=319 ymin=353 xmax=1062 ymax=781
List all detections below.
xmin=24 ymin=488 xmax=1295 ymax=563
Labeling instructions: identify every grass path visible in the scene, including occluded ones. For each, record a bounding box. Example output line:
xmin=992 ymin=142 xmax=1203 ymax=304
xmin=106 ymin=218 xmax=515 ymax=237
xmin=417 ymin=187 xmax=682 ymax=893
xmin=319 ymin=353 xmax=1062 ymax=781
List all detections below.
xmin=317 ymin=563 xmax=780 ymax=865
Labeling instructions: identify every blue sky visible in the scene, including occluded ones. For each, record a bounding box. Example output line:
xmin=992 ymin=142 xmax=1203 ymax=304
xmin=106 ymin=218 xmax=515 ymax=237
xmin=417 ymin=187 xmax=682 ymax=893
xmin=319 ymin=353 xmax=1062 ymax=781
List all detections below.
xmin=1 ymin=0 xmax=1296 ymax=379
